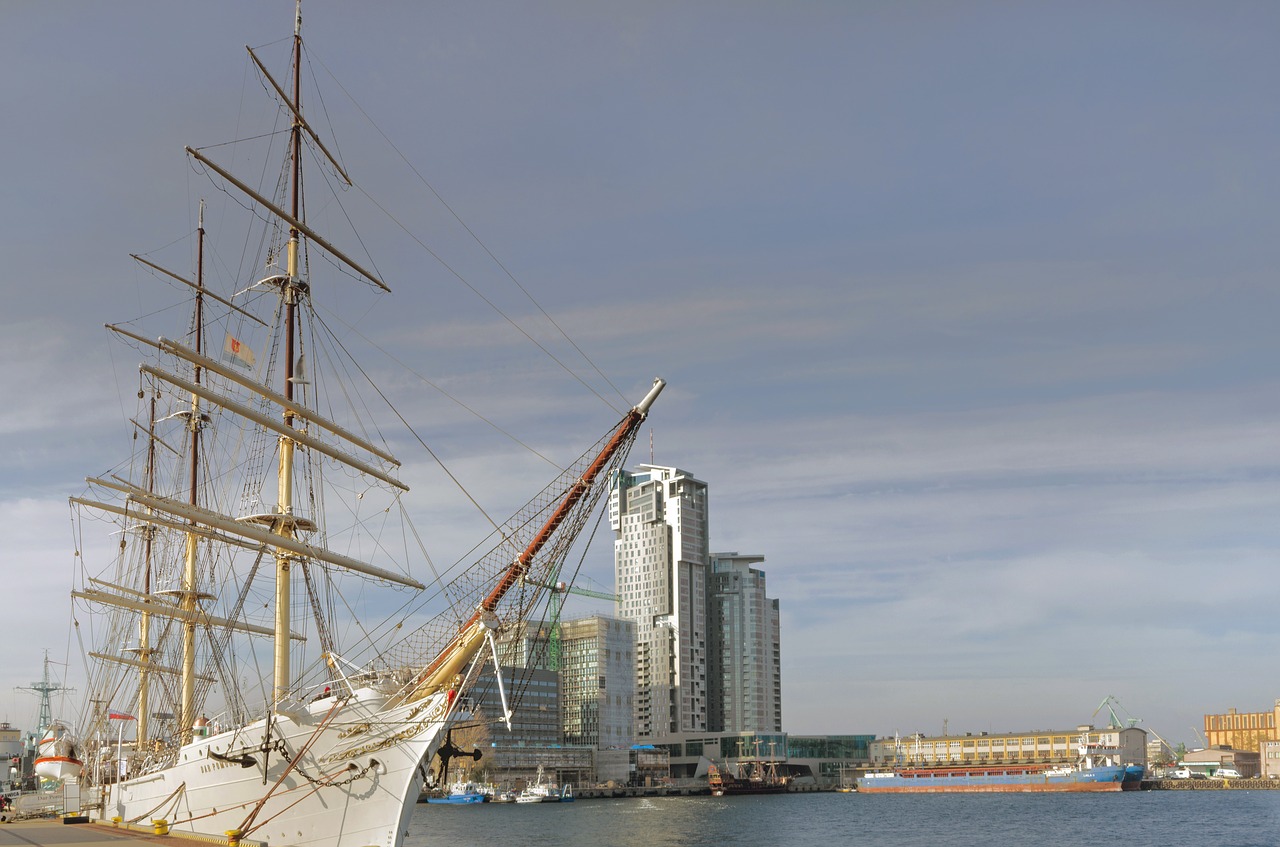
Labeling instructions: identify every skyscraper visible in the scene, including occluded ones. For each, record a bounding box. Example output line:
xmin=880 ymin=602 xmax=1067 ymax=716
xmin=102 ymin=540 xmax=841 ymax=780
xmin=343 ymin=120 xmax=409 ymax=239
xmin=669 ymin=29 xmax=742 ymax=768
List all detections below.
xmin=708 ymin=552 xmax=782 ymax=733
xmin=610 ymin=464 xmax=709 ymax=741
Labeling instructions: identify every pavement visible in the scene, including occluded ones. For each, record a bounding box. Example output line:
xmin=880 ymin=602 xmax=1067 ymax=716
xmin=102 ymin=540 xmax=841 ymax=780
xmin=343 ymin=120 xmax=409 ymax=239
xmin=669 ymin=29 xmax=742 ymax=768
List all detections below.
xmin=0 ymin=818 xmax=223 ymax=847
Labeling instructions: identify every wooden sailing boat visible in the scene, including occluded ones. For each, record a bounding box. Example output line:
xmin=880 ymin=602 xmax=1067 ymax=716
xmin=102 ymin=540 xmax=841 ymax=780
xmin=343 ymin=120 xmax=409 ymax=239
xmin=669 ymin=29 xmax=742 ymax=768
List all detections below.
xmin=67 ymin=5 xmax=661 ymax=846
xmin=710 ymin=739 xmax=791 ymax=795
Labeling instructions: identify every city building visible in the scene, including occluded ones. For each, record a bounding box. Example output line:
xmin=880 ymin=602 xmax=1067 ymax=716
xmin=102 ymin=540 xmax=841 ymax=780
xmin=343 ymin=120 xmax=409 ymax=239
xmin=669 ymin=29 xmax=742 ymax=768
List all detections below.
xmin=1 ymin=722 xmax=23 ymax=794
xmin=559 ymin=615 xmax=636 ymax=750
xmin=1181 ymin=746 xmax=1260 ymax=777
xmin=467 ymin=660 xmax=560 ymax=749
xmin=786 ymin=734 xmax=875 ymax=786
xmin=460 ymin=613 xmax=636 ymax=787
xmin=707 ymin=552 xmax=782 ymax=733
xmin=868 ymin=725 xmax=1148 ymax=769
xmin=611 ymin=464 xmax=710 ymax=742
xmin=1203 ymin=702 xmax=1279 ymax=752
xmin=465 ymin=642 xmax=595 ymax=787
xmin=1260 ymin=739 xmax=1280 ymax=778
xmin=645 ymin=729 xmax=874 ymax=785
xmin=1146 ymin=735 xmax=1175 ymax=769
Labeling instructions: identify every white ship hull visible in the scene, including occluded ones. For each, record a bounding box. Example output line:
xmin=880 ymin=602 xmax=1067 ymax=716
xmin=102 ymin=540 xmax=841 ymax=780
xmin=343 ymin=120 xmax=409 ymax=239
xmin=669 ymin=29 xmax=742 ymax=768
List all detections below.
xmin=106 ymin=688 xmax=451 ymax=847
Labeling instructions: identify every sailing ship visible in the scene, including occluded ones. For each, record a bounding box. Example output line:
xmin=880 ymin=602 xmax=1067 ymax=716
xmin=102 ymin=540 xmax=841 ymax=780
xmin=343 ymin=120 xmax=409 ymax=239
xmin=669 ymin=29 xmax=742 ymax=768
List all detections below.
xmin=708 ymin=740 xmax=791 ymax=796
xmin=65 ymin=5 xmax=661 ymax=846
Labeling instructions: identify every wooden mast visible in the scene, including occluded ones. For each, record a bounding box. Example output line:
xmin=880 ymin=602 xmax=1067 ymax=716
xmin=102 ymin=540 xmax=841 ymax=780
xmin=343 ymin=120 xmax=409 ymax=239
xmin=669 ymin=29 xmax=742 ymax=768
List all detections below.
xmin=135 ymin=393 xmax=157 ymax=749
xmin=179 ymin=200 xmax=207 ymax=742
xmin=273 ymin=0 xmax=304 ymax=704
xmin=404 ymin=378 xmax=665 ymax=703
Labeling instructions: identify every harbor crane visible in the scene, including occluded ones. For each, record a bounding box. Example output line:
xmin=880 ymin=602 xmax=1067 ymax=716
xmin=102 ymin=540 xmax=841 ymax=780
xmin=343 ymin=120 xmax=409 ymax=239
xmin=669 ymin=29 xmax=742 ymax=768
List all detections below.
xmin=1091 ymin=695 xmax=1181 ymax=764
xmin=520 ymin=576 xmax=618 ymax=670
xmin=1092 ymin=695 xmax=1139 ymax=729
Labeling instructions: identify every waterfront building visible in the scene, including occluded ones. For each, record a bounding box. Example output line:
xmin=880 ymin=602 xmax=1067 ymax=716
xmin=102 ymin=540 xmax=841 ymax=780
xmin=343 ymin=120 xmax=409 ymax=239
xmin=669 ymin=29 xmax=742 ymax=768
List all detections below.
xmin=786 ymin=734 xmax=875 ymax=785
xmin=1203 ymin=702 xmax=1279 ymax=752
xmin=468 ymin=660 xmax=560 ymax=748
xmin=646 ymin=729 xmax=874 ymax=785
xmin=559 ymin=615 xmax=636 ymax=749
xmin=868 ymin=725 xmax=1147 ymax=769
xmin=611 ymin=465 xmax=709 ymax=742
xmin=0 ymin=722 xmax=21 ymax=759
xmin=465 ymin=653 xmax=598 ymax=787
xmin=1260 ymin=739 xmax=1280 ymax=778
xmin=1182 ymin=746 xmax=1259 ymax=777
xmin=1 ymin=722 xmax=23 ymax=793
xmin=707 ymin=552 xmax=782 ymax=733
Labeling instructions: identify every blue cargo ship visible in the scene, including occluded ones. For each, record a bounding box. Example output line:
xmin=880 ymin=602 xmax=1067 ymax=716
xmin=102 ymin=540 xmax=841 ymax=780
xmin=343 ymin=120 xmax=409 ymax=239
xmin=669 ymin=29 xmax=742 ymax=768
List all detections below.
xmin=856 ymin=762 xmax=1137 ymax=793
xmin=857 ymin=732 xmax=1144 ymax=793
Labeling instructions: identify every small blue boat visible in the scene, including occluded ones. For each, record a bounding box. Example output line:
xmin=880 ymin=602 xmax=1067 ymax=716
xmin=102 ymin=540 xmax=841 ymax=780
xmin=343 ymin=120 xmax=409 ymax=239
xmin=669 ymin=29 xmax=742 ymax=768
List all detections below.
xmin=425 ymin=781 xmax=489 ymax=804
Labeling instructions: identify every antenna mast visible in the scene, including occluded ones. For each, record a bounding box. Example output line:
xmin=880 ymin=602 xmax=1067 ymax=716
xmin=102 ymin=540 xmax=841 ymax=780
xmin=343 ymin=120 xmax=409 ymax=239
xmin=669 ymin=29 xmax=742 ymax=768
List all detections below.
xmin=18 ymin=651 xmax=74 ymax=738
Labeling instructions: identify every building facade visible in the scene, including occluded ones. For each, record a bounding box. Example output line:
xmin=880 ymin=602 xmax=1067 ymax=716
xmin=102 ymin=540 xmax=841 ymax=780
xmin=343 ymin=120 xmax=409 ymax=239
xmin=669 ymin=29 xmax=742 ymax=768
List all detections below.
xmin=1182 ymin=746 xmax=1260 ymax=777
xmin=611 ymin=465 xmax=709 ymax=742
xmin=475 ymin=620 xmax=561 ymax=750
xmin=559 ymin=615 xmax=636 ymax=749
xmin=868 ymin=725 xmax=1147 ymax=769
xmin=1259 ymin=739 xmax=1280 ymax=778
xmin=1203 ymin=702 xmax=1280 ymax=752
xmin=646 ymin=730 xmax=874 ymax=785
xmin=707 ymin=552 xmax=782 ymax=733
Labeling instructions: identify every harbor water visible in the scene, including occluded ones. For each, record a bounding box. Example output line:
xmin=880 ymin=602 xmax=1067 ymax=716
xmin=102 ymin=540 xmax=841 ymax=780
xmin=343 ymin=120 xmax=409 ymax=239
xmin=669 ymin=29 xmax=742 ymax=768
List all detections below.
xmin=406 ymin=789 xmax=1280 ymax=847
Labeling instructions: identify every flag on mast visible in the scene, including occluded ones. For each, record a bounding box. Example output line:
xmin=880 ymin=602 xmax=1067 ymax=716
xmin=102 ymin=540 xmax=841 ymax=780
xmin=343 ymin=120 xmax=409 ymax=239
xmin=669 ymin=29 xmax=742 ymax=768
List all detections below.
xmin=108 ymin=711 xmax=136 ymax=721
xmin=223 ymin=334 xmax=256 ymax=369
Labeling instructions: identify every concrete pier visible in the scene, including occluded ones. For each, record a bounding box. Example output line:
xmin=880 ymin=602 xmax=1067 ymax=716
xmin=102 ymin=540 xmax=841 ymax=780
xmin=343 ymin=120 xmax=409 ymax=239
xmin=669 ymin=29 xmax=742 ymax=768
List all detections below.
xmin=0 ymin=817 xmax=261 ymax=847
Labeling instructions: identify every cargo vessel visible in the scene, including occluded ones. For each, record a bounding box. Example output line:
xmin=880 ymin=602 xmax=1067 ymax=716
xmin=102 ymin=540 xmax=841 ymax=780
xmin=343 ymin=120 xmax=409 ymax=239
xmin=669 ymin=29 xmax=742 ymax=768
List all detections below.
xmin=856 ymin=761 xmax=1132 ymax=793
xmin=857 ymin=732 xmax=1144 ymax=793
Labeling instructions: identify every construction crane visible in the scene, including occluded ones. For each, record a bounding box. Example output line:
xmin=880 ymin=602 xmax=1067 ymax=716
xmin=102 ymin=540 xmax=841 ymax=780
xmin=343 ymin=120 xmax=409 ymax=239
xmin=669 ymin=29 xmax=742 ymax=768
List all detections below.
xmin=544 ymin=581 xmax=617 ymax=671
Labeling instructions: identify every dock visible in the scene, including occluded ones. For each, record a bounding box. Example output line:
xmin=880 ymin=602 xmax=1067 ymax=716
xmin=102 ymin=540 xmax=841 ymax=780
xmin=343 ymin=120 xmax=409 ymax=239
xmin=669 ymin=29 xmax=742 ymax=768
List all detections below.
xmin=0 ymin=817 xmax=263 ymax=847
xmin=1140 ymin=777 xmax=1280 ymax=790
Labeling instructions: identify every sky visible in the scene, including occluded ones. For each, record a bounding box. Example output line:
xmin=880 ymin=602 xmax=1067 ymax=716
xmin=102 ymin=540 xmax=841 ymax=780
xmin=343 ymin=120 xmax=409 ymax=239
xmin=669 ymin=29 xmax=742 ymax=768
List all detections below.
xmin=2 ymin=1 xmax=1279 ymax=752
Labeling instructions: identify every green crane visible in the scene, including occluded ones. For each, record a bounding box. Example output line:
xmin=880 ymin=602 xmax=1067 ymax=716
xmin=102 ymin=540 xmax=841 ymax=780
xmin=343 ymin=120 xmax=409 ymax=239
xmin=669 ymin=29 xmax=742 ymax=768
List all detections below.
xmin=544 ymin=581 xmax=617 ymax=671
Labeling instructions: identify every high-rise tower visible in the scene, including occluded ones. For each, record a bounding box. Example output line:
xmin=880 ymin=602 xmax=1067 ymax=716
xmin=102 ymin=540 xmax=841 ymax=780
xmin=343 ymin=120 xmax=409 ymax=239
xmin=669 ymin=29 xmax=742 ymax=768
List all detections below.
xmin=610 ymin=465 xmax=708 ymax=741
xmin=707 ymin=552 xmax=782 ymax=733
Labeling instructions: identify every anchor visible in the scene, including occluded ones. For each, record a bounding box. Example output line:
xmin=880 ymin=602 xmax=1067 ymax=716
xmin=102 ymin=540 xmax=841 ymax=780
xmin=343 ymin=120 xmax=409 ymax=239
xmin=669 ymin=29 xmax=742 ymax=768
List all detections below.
xmin=434 ymin=730 xmax=482 ymax=784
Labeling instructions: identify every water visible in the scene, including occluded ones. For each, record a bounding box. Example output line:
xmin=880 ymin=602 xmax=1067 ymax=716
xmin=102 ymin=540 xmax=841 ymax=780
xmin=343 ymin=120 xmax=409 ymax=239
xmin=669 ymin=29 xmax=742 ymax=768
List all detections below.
xmin=405 ymin=790 xmax=1280 ymax=847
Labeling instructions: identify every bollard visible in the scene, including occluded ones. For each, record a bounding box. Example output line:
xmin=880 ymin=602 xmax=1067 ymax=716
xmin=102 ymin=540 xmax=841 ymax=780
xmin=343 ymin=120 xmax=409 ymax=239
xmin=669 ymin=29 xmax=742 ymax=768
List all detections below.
xmin=111 ymin=816 xmax=122 ymax=827
xmin=226 ymin=828 xmax=243 ymax=846
xmin=152 ymin=819 xmax=170 ymax=836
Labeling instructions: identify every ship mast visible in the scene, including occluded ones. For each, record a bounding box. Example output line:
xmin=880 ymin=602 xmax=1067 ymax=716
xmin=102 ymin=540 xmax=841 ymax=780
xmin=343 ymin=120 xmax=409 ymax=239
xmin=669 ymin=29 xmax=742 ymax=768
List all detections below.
xmin=404 ymin=377 xmax=665 ymax=703
xmin=177 ymin=201 xmax=208 ymax=742
xmin=135 ymin=392 xmax=157 ymax=749
xmin=273 ymin=0 xmax=305 ymax=704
